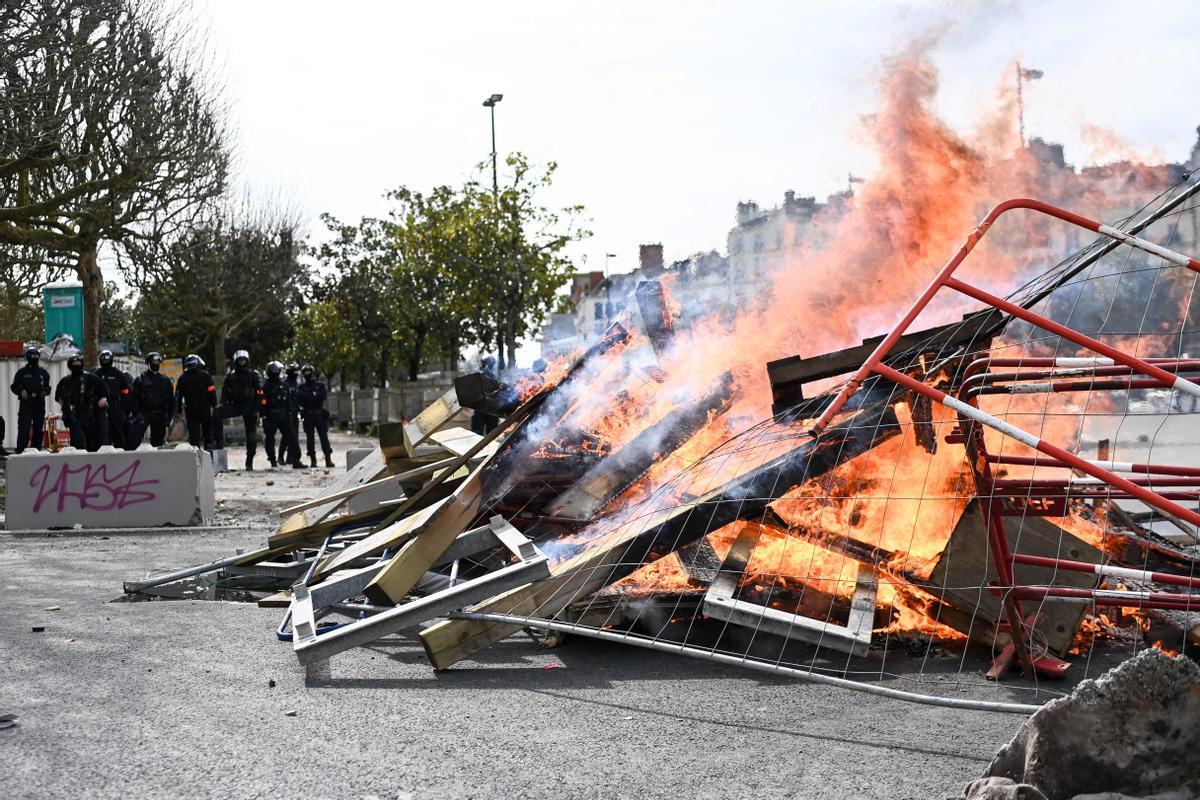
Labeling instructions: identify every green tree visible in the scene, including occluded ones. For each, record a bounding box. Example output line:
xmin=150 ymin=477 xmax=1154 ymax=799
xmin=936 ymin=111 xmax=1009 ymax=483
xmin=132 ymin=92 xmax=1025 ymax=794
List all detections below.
xmin=467 ymin=153 xmax=589 ymax=368
xmin=291 ymin=298 xmax=356 ymax=390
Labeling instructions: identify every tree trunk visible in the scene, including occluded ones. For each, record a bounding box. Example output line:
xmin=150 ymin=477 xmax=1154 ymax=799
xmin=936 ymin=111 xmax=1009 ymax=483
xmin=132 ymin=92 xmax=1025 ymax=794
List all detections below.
xmin=494 ymin=325 xmax=506 ymax=371
xmin=377 ymin=345 xmax=389 ymax=388
xmin=77 ymin=242 xmax=103 ymax=365
xmin=407 ymin=327 xmax=427 ymax=381
xmin=505 ymin=308 xmax=519 ymax=369
xmin=213 ymin=319 xmax=228 ymax=383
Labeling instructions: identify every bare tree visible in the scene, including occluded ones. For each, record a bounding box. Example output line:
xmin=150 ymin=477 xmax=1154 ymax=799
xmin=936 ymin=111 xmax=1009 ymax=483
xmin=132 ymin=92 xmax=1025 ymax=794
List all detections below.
xmin=0 ymin=0 xmax=229 ymax=362
xmin=135 ymin=196 xmax=308 ymax=372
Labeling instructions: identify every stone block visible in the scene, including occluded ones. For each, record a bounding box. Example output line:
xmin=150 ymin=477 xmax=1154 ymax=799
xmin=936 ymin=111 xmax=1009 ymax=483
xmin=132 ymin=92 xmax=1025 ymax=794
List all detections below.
xmin=5 ymin=444 xmax=216 ymax=530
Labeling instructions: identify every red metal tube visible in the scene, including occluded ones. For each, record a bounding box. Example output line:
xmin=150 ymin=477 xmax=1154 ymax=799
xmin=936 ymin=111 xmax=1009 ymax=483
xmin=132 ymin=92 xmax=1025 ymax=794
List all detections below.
xmin=1010 ymin=585 xmax=1200 ymax=609
xmin=986 ymin=454 xmax=1200 ymax=477
xmin=1009 ymin=553 xmax=1200 ymax=590
xmin=874 ymin=362 xmax=1200 ymax=527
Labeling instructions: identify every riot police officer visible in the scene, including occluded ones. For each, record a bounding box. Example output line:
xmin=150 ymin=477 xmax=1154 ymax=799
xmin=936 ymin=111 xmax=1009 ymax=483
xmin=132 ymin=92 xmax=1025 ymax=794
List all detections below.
xmin=296 ymin=364 xmax=334 ymax=468
xmin=129 ymin=352 xmax=175 ymax=447
xmin=92 ymin=348 xmax=132 ymax=449
xmin=262 ymin=361 xmax=303 ymax=469
xmin=175 ymin=353 xmax=217 ymax=448
xmin=221 ymin=349 xmax=264 ymax=470
xmin=284 ymin=361 xmax=303 ymax=465
xmin=55 ymin=353 xmax=109 ymax=450
xmin=10 ymin=346 xmax=51 ymax=452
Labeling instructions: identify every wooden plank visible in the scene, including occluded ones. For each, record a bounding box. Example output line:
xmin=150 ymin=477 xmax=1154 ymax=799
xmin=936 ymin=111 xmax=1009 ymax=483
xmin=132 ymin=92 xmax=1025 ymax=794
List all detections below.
xmin=544 ymin=374 xmax=733 ymax=519
xmin=312 ymin=497 xmax=451 ymax=580
xmin=402 ymin=387 xmax=461 ymax=456
xmin=420 ymin=395 xmax=902 ymax=668
xmin=276 ymin=456 xmax=456 ymax=517
xmin=927 ymin=500 xmax=1103 ymax=656
xmin=429 ymin=427 xmax=485 ymax=457
xmin=361 ymin=458 xmax=490 ymax=604
xmin=766 ymin=309 xmax=1002 ymax=412
xmin=268 ymin=449 xmax=387 ymax=548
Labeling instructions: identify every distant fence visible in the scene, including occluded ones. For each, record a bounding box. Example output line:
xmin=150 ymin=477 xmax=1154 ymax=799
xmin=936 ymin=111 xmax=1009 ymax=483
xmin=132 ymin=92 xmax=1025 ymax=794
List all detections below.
xmin=328 ymin=373 xmax=471 ymax=431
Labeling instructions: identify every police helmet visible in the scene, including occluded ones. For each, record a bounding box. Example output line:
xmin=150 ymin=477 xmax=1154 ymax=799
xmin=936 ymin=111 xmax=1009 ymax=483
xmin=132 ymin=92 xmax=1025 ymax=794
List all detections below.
xmin=301 ymin=364 xmax=315 ymax=378
xmin=67 ymin=353 xmax=84 ymax=370
xmin=183 ymin=354 xmax=201 ymax=370
xmin=99 ymin=349 xmax=114 ymax=367
xmin=146 ymin=351 xmax=163 ymax=365
xmin=24 ymin=346 xmax=41 ymax=361
xmin=233 ymin=349 xmax=250 ymax=368
xmin=287 ymin=362 xmax=300 ymax=373
xmin=266 ymin=360 xmax=283 ymax=377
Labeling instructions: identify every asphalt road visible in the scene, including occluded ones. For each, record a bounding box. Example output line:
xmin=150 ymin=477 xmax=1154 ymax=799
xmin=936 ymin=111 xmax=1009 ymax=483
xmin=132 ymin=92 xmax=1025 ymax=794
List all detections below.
xmin=0 ymin=525 xmax=1030 ymax=800
xmin=0 ymin=432 xmax=1032 ymax=799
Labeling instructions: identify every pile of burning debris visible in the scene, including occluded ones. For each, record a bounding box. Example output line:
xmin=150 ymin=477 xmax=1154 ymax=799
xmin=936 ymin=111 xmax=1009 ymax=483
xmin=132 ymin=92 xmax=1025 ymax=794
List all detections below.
xmin=123 ymin=186 xmax=1200 ymax=708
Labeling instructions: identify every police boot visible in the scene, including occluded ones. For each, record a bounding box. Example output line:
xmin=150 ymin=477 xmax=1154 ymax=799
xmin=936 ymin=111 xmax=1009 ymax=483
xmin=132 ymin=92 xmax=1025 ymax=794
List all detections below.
xmin=309 ymin=453 xmax=317 ymax=468
xmin=291 ymin=458 xmax=306 ymax=469
xmin=245 ymin=455 xmax=254 ymax=471
xmin=325 ymin=452 xmax=335 ymax=468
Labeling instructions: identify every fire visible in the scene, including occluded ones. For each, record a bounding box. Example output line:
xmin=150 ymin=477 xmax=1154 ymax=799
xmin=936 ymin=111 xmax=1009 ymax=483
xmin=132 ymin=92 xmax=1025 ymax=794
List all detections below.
xmin=510 ymin=42 xmax=1192 ymax=652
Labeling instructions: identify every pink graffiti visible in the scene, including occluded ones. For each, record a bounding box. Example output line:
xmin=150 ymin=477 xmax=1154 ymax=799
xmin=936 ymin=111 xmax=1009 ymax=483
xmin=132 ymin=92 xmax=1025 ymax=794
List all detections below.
xmin=31 ymin=459 xmax=159 ymax=513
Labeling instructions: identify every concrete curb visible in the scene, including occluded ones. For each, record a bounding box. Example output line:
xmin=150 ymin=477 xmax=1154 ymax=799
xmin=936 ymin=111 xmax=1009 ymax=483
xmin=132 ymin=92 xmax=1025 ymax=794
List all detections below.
xmin=2 ymin=525 xmax=272 ymax=539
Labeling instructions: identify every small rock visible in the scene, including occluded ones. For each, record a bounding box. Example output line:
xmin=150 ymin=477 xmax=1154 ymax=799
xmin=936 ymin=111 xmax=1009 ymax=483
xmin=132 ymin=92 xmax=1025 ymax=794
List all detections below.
xmin=266 ymin=480 xmax=275 ymax=486
xmin=268 ymin=679 xmax=276 ymax=688
xmin=31 ymin=626 xmax=44 ymax=633
xmin=44 ymin=606 xmax=61 ymax=611
xmin=284 ymin=709 xmax=297 ymax=717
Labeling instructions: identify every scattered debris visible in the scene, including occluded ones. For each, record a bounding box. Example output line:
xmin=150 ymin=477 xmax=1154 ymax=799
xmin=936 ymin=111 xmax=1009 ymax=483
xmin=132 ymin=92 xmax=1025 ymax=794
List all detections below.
xmin=119 ymin=192 xmax=1200 ymax=710
xmin=31 ymin=626 xmax=44 ymax=633
xmin=0 ymin=713 xmax=17 ymax=730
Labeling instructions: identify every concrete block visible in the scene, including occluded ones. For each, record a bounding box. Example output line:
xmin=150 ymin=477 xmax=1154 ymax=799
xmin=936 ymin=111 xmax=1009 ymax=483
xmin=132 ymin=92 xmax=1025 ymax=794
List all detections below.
xmin=210 ymin=448 xmax=228 ymax=474
xmin=5 ymin=444 xmax=216 ymax=530
xmin=344 ymin=446 xmax=398 ymax=514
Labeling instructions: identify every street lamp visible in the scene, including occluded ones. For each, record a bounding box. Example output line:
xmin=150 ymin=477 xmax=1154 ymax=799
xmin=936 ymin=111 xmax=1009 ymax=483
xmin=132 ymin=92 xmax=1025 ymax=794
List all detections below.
xmin=482 ymin=93 xmax=503 ymax=200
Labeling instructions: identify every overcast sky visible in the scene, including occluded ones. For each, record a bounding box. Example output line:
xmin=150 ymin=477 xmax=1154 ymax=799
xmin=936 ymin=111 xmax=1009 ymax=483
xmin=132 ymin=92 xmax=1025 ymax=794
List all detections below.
xmin=197 ymin=0 xmax=1200 ymax=274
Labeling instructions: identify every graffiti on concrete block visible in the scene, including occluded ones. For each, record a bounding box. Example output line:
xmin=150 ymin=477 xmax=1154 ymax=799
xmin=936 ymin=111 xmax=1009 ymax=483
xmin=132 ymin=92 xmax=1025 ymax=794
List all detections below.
xmin=30 ymin=460 xmax=160 ymax=513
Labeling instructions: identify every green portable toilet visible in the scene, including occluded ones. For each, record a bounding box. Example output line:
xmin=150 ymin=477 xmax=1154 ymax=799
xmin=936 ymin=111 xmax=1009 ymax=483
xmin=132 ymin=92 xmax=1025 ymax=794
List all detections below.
xmin=44 ymin=281 xmax=84 ymax=346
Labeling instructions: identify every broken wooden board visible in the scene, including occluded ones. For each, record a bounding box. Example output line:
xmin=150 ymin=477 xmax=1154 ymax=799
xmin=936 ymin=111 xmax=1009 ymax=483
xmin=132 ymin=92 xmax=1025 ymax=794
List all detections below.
xmin=277 ymin=456 xmax=457 ymax=518
xmin=400 ymin=387 xmax=461 ymax=457
xmin=429 ymin=426 xmax=491 ymax=458
xmin=927 ymin=500 xmax=1103 ymax=656
xmin=420 ymin=394 xmax=903 ymax=669
xmin=635 ymin=280 xmax=673 ymax=357
xmin=766 ymin=309 xmax=1003 ymax=414
xmin=544 ymin=373 xmax=733 ymax=520
xmin=269 ymin=448 xmax=387 ymax=548
xmin=454 ymin=371 xmax=519 ymax=416
xmin=702 ymin=521 xmax=877 ymax=656
xmin=361 ymin=457 xmax=491 ymax=604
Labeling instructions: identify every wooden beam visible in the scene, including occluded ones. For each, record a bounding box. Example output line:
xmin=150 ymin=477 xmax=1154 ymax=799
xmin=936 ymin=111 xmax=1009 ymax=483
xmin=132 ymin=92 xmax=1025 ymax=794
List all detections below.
xmin=766 ymin=309 xmax=1002 ymax=414
xmin=401 ymin=387 xmax=462 ymax=457
xmin=268 ymin=449 xmax=386 ymax=549
xmin=361 ymin=457 xmax=491 ymax=604
xmin=276 ymin=456 xmax=457 ymax=517
xmin=420 ymin=394 xmax=902 ymax=668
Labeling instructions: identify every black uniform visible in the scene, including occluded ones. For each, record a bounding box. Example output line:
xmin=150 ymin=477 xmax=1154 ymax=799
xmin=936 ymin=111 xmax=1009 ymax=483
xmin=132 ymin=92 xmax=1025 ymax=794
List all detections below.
xmin=175 ymin=367 xmax=217 ymax=447
xmin=221 ymin=366 xmax=263 ymax=465
xmin=92 ymin=364 xmax=132 ymax=449
xmin=129 ymin=369 xmax=175 ymax=447
xmin=284 ymin=371 xmax=302 ymax=465
xmin=55 ymin=371 xmax=109 ymax=450
xmin=296 ymin=377 xmax=333 ymax=465
xmin=10 ymin=364 xmax=51 ymax=452
xmin=261 ymin=376 xmax=300 ymax=467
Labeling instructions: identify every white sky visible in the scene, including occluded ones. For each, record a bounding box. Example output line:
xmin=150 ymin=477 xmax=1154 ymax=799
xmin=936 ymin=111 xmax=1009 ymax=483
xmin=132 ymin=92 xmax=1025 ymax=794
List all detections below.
xmin=189 ymin=0 xmax=1200 ymax=369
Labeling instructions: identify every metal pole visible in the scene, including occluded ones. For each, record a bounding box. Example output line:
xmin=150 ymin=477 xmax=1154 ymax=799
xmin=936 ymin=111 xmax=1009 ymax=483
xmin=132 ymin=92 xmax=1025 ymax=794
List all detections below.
xmin=490 ymin=104 xmax=498 ymax=202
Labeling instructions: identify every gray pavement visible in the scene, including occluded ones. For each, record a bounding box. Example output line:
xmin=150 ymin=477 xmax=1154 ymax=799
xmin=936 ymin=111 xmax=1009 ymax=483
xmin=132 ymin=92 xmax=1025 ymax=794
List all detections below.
xmin=0 ymin=526 xmax=1024 ymax=800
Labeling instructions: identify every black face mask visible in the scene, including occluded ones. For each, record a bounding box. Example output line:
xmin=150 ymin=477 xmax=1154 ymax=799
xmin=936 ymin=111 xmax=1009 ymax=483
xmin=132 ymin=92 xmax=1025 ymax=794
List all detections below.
xmin=149 ymin=362 xmax=160 ymax=372
xmin=27 ymin=358 xmax=38 ymax=366
xmin=70 ymin=364 xmax=83 ymax=375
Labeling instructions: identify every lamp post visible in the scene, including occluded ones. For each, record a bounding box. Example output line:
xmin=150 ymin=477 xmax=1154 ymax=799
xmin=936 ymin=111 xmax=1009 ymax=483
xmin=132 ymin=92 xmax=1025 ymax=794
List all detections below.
xmin=482 ymin=93 xmax=503 ymax=201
